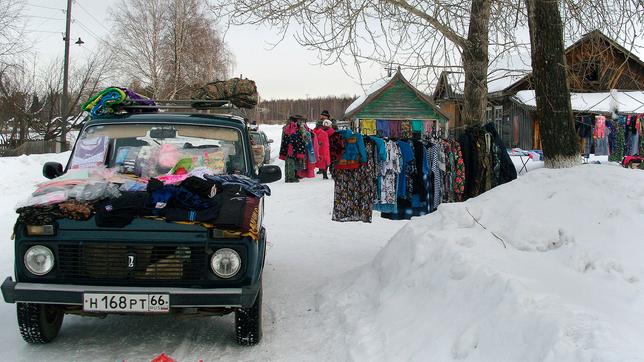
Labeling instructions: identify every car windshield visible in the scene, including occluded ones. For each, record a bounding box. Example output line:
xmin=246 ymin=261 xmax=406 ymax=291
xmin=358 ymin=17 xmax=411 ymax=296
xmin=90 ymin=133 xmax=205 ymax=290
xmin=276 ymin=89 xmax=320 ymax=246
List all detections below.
xmin=251 ymin=132 xmax=263 ymax=144
xmin=69 ymin=123 xmax=248 ymax=177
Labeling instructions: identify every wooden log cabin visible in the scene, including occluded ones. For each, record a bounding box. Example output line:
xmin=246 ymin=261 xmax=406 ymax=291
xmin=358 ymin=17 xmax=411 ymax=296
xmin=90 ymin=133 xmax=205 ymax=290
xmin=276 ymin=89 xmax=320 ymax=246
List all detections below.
xmin=432 ymin=30 xmax=644 ymax=150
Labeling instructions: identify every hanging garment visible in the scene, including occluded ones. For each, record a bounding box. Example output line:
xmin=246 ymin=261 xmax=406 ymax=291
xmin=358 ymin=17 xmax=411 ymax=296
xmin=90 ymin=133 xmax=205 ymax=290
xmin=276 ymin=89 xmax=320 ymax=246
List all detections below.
xmin=609 ymin=118 xmax=626 ymax=162
xmin=458 ymin=129 xmax=478 ymax=200
xmin=374 ymin=140 xmax=401 ymax=213
xmin=444 ymin=142 xmax=456 ymax=202
xmin=396 ymin=141 xmax=415 ymax=200
xmin=381 ymin=142 xmax=426 ymax=221
xmin=389 ymin=121 xmax=402 ymax=138
xmin=369 ymin=136 xmax=388 ymax=204
xmin=329 ymin=132 xmax=345 ymax=164
xmin=459 ymin=125 xmax=491 ymax=199
xmin=424 ymin=120 xmax=432 ymax=135
xmin=361 ymin=119 xmax=377 ymax=135
xmin=606 ymin=120 xmax=616 ymax=157
xmin=452 ymin=141 xmax=466 ymax=202
xmin=484 ymin=122 xmax=517 ymax=186
xmin=430 ymin=143 xmax=442 ymax=211
xmin=411 ymin=140 xmax=431 ymax=215
xmin=639 ymin=115 xmax=644 ymax=155
xmin=411 ymin=120 xmax=425 ymax=133
xmin=400 ymin=121 xmax=413 ymax=139
xmin=376 ymin=120 xmax=390 ymax=138
xmin=332 ymin=142 xmax=376 ymax=222
xmin=335 ymin=129 xmax=368 ymax=170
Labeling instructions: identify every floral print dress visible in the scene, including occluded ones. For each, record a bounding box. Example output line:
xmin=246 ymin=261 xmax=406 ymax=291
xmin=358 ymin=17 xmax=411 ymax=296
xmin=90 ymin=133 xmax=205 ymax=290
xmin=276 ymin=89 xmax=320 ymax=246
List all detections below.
xmin=332 ymin=142 xmax=376 ymax=223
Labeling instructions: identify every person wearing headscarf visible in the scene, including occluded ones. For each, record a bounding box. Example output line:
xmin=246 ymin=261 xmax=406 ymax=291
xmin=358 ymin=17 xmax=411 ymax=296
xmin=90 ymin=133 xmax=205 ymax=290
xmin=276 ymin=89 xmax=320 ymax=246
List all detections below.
xmin=279 ymin=115 xmax=306 ymax=182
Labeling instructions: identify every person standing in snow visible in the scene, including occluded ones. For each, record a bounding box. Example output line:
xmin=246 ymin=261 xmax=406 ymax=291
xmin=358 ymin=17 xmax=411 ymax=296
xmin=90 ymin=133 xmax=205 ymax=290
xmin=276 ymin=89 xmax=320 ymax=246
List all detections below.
xmin=279 ymin=115 xmax=307 ymax=183
xmin=314 ymin=120 xmax=332 ymax=179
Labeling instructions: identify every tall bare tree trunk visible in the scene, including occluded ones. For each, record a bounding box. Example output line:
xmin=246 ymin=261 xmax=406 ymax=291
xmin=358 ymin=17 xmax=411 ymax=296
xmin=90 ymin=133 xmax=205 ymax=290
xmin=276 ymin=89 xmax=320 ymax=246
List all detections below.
xmin=461 ymin=0 xmax=491 ymax=126
xmin=527 ymin=0 xmax=579 ymax=168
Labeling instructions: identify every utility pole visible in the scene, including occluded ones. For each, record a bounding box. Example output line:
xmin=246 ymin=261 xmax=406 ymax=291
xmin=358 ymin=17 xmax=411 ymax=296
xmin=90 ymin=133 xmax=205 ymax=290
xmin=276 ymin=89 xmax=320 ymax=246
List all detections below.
xmin=60 ymin=0 xmax=73 ymax=152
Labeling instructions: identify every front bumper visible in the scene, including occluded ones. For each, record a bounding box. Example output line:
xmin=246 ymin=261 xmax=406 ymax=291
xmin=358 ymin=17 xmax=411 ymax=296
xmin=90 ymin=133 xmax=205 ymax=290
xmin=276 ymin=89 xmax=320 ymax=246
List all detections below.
xmin=1 ymin=277 xmax=260 ymax=308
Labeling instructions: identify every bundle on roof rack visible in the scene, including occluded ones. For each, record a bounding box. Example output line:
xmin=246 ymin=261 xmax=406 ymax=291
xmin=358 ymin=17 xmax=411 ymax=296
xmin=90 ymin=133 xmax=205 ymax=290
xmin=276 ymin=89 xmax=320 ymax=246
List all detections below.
xmin=191 ymin=78 xmax=258 ymax=109
xmin=82 ymin=87 xmax=157 ymax=116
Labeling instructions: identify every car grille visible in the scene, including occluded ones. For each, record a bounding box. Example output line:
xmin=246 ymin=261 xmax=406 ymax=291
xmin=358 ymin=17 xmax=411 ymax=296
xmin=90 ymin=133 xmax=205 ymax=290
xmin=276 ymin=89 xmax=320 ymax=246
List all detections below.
xmin=57 ymin=243 xmax=208 ymax=283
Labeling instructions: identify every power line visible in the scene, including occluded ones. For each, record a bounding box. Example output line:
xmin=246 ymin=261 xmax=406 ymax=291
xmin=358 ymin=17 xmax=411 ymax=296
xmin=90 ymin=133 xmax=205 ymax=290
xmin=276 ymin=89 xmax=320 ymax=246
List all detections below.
xmin=25 ymin=2 xmax=65 ymax=11
xmin=74 ymin=19 xmax=103 ymax=42
xmin=74 ymin=19 xmax=119 ymax=51
xmin=73 ymin=0 xmax=111 ymax=33
xmin=24 ymin=29 xmax=63 ymax=34
xmin=24 ymin=15 xmax=65 ymax=21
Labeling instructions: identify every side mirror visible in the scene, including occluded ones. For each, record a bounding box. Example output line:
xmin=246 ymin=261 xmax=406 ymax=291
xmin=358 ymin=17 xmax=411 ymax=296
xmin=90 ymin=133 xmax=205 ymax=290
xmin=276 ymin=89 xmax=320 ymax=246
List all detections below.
xmin=43 ymin=162 xmax=63 ymax=179
xmin=258 ymin=165 xmax=281 ymax=183
xmin=267 ymin=139 xmax=274 ymax=144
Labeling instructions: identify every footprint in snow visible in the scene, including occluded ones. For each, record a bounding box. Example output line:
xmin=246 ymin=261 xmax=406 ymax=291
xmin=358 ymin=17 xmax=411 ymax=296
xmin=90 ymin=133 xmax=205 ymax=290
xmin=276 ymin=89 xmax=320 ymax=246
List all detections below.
xmin=452 ymin=325 xmax=480 ymax=359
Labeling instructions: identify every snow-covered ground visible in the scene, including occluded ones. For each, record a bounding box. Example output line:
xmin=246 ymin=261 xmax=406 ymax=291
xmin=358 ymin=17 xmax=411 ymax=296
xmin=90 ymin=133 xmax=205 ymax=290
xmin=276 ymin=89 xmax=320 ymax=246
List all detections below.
xmin=0 ymin=125 xmax=642 ymax=361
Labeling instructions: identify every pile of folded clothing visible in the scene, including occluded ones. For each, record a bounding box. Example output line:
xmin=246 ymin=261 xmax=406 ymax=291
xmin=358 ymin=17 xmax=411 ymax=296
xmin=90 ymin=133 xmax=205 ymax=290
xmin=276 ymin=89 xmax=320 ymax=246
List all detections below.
xmin=16 ymin=167 xmax=270 ymax=236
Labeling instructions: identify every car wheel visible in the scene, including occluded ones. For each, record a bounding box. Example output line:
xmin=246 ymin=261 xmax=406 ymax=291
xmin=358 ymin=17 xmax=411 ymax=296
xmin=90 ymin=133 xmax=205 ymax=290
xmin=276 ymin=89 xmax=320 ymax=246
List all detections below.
xmin=235 ymin=283 xmax=262 ymax=346
xmin=17 ymin=302 xmax=64 ymax=344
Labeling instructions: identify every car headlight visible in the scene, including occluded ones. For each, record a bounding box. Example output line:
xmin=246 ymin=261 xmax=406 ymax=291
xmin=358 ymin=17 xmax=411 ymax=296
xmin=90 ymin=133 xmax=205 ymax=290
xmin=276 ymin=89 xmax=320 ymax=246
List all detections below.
xmin=210 ymin=248 xmax=241 ymax=278
xmin=24 ymin=245 xmax=55 ymax=276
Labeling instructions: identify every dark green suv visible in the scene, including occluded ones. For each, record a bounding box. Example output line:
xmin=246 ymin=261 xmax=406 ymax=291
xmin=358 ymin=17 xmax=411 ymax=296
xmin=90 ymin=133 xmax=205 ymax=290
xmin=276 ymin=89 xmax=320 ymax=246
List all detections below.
xmin=1 ymin=112 xmax=281 ymax=346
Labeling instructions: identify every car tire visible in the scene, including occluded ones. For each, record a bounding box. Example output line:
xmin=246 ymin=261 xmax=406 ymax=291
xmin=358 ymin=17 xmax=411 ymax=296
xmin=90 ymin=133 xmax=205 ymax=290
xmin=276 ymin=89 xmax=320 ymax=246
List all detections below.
xmin=235 ymin=283 xmax=262 ymax=346
xmin=17 ymin=302 xmax=64 ymax=344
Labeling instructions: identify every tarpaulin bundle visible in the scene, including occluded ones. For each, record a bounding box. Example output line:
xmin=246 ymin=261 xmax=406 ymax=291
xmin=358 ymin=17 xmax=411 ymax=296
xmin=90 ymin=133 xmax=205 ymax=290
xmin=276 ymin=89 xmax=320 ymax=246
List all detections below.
xmin=82 ymin=87 xmax=157 ymax=116
xmin=191 ymin=78 xmax=258 ymax=109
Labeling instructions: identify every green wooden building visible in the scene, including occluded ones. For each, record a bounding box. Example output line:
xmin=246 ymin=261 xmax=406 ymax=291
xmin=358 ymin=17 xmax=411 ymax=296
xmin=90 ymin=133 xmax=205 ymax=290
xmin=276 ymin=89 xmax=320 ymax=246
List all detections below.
xmin=343 ymin=70 xmax=450 ymax=136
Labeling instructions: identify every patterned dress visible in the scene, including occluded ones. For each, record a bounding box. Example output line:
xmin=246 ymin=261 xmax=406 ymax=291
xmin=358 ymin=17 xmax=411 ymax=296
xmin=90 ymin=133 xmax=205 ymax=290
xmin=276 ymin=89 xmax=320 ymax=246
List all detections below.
xmin=452 ymin=141 xmax=466 ymax=201
xmin=381 ymin=141 xmax=401 ymax=205
xmin=332 ymin=142 xmax=376 ymax=223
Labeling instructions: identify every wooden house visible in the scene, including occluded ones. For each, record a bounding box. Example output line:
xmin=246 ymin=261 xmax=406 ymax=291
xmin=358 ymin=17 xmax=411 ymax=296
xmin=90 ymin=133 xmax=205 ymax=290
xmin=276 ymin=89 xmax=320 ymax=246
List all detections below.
xmin=433 ymin=30 xmax=644 ymax=149
xmin=344 ymin=70 xmax=450 ymax=136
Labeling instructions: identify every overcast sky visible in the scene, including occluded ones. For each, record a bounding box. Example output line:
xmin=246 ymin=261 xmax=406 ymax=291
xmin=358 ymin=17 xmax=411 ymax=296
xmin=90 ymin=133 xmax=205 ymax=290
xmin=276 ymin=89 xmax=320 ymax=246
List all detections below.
xmin=23 ymin=0 xmax=386 ymax=100
xmin=22 ymin=0 xmax=644 ymax=101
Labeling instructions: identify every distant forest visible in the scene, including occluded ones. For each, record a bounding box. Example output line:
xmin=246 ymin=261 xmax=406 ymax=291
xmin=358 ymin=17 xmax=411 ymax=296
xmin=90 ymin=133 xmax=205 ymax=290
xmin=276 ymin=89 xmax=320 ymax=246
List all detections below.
xmin=248 ymin=96 xmax=357 ymax=124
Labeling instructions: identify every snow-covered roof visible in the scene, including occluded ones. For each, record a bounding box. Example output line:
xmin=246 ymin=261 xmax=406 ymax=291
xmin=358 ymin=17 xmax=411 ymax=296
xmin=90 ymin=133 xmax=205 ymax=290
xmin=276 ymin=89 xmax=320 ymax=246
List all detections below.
xmin=513 ymin=90 xmax=644 ymax=114
xmin=345 ymin=75 xmax=395 ymax=115
xmin=443 ymin=72 xmax=528 ymax=95
xmin=438 ymin=52 xmax=532 ymax=96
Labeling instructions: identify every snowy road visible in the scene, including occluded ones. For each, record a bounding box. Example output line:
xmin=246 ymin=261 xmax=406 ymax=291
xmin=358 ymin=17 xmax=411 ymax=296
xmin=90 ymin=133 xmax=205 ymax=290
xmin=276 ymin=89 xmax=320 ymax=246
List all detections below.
xmin=2 ymin=125 xmax=642 ymax=361
xmin=0 ymin=134 xmax=406 ymax=361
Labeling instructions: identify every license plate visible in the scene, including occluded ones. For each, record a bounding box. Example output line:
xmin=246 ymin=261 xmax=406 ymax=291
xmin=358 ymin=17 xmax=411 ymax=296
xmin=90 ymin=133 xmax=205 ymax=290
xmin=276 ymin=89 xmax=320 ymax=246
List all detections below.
xmin=83 ymin=293 xmax=170 ymax=313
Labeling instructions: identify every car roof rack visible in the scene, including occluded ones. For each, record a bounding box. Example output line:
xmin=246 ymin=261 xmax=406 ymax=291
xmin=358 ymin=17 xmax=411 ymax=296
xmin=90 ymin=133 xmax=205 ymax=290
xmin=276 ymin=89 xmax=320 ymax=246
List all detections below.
xmin=120 ymin=99 xmax=250 ymax=118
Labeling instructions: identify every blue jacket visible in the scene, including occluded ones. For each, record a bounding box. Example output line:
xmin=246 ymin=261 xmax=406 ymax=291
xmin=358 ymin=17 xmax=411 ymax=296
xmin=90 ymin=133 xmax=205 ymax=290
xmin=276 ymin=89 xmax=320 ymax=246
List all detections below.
xmin=335 ymin=130 xmax=368 ymax=169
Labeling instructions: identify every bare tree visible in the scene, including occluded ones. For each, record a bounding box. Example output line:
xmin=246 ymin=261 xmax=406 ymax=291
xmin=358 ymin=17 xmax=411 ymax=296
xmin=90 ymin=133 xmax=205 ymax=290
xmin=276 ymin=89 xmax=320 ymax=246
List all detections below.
xmin=111 ymin=0 xmax=234 ymax=100
xmin=0 ymin=51 xmax=113 ymax=150
xmin=0 ymin=0 xmax=27 ymax=68
xmin=213 ymin=0 xmax=530 ymax=126
xmin=110 ymin=0 xmax=168 ymax=99
xmin=527 ymin=0 xmax=578 ymax=168
xmin=213 ymin=0 xmax=641 ymax=168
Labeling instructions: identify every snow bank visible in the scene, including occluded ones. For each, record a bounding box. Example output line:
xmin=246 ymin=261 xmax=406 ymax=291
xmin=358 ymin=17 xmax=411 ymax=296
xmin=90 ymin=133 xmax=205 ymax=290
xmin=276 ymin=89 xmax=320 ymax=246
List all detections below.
xmin=320 ymin=164 xmax=644 ymax=361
